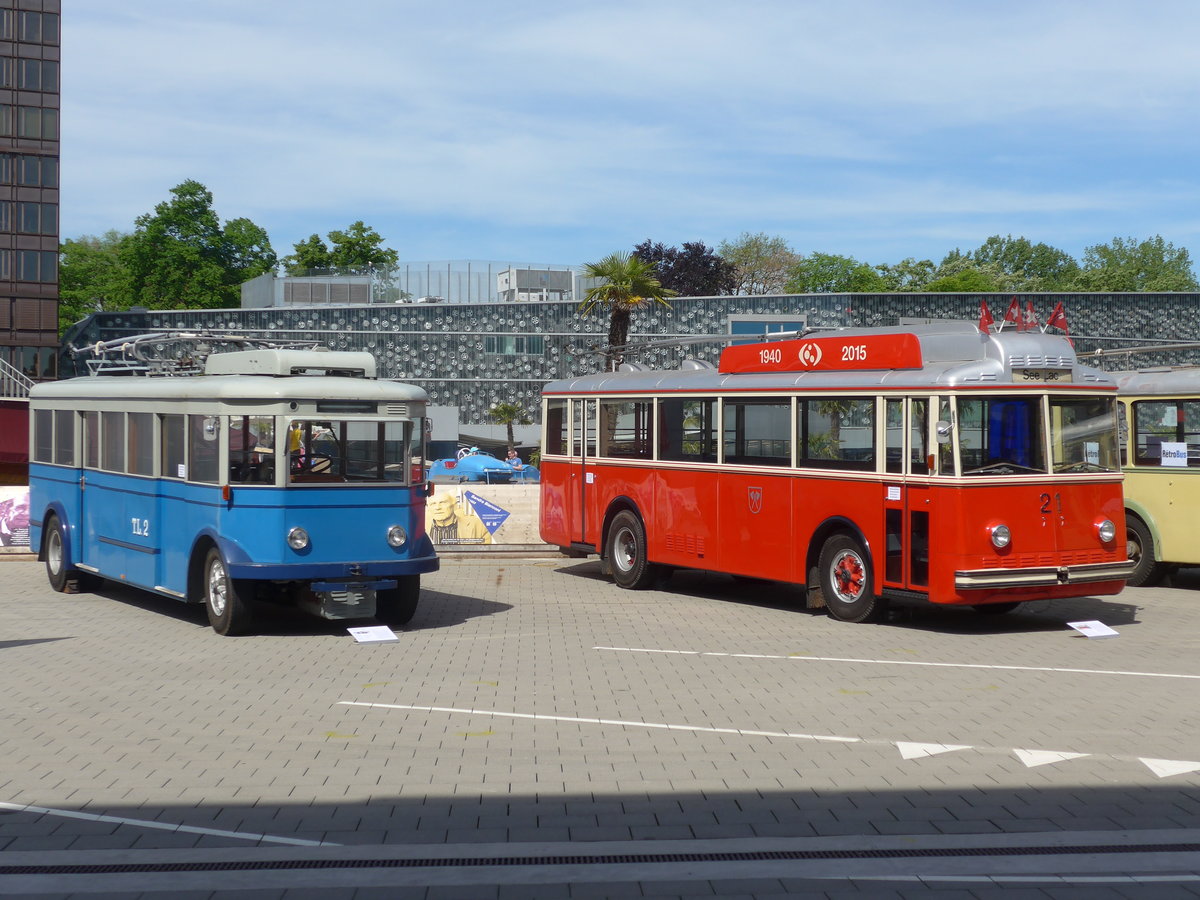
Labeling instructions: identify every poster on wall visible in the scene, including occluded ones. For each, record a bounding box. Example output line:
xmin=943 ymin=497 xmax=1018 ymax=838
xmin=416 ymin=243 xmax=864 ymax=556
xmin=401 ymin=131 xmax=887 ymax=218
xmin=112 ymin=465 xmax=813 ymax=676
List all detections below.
xmin=0 ymin=486 xmax=30 ymax=547
xmin=426 ymin=489 xmax=494 ymax=545
xmin=424 ymin=485 xmax=542 ymax=546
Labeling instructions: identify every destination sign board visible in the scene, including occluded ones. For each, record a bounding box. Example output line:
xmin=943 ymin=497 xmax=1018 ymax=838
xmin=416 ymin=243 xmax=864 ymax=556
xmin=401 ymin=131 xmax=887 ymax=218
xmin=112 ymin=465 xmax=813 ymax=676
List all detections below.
xmin=719 ymin=333 xmax=924 ymax=374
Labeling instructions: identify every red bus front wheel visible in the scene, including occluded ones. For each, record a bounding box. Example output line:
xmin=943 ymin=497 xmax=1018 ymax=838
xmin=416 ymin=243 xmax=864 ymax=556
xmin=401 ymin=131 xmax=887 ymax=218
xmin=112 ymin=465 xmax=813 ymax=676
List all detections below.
xmin=818 ymin=534 xmax=885 ymax=623
xmin=606 ymin=510 xmax=661 ymax=590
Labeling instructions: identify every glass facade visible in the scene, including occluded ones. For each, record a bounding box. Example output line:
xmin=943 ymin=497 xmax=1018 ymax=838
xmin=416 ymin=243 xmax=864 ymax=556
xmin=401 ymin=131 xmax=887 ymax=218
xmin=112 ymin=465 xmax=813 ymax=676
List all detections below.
xmin=0 ymin=0 xmax=59 ymax=380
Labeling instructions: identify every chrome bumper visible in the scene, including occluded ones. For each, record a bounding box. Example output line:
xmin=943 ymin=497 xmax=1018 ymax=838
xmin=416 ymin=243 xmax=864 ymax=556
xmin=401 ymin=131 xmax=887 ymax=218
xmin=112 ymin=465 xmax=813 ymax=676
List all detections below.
xmin=955 ymin=559 xmax=1136 ymax=591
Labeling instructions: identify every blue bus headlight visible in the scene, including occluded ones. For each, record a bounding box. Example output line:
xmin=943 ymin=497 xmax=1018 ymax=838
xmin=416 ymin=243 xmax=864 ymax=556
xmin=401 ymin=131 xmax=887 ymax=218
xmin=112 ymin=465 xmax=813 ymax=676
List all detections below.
xmin=990 ymin=524 xmax=1011 ymax=549
xmin=1097 ymin=519 xmax=1116 ymax=543
xmin=287 ymin=527 xmax=310 ymax=550
xmin=387 ymin=525 xmax=408 ymax=548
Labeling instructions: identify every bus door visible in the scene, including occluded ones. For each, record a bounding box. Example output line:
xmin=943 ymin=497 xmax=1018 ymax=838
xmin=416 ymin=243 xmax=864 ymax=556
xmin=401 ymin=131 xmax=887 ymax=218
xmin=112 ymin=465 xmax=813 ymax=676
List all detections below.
xmin=83 ymin=411 xmax=159 ymax=588
xmin=567 ymin=399 xmax=596 ymax=545
xmin=882 ymin=397 xmax=931 ymax=592
xmin=717 ymin=398 xmax=794 ymax=581
xmin=78 ymin=411 xmax=99 ymax=573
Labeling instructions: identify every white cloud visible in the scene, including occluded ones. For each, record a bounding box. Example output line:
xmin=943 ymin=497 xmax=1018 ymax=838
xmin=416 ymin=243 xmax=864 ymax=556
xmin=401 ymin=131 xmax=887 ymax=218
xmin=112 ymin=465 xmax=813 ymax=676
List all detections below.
xmin=61 ymin=1 xmax=1200 ymax=265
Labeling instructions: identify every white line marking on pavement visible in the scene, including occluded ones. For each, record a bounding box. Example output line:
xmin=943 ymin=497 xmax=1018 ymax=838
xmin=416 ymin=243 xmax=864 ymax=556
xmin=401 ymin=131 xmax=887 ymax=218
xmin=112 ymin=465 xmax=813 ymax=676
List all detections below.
xmin=337 ymin=702 xmax=860 ymax=743
xmin=1140 ymin=758 xmax=1200 ymax=778
xmin=339 ymin=703 xmax=1200 ymax=780
xmin=1013 ymin=749 xmax=1091 ymax=768
xmin=896 ymin=742 xmax=973 ymax=760
xmin=594 ymin=645 xmax=1200 ymax=681
xmin=0 ymin=801 xmax=341 ymax=847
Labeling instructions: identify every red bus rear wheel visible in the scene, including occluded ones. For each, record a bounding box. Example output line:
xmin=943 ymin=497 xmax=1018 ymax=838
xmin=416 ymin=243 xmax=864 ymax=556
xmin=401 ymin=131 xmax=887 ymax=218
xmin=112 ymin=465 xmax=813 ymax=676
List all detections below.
xmin=819 ymin=534 xmax=885 ymax=623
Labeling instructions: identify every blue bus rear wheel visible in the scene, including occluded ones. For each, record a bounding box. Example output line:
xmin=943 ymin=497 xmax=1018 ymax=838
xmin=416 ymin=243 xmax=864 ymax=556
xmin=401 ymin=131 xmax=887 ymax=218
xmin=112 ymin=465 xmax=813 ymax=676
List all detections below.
xmin=44 ymin=514 xmax=93 ymax=594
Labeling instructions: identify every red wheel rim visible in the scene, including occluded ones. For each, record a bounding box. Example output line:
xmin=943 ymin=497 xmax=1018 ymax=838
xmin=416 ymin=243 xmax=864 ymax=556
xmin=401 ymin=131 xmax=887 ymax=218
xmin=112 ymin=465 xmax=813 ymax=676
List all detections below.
xmin=831 ymin=552 xmax=865 ymax=602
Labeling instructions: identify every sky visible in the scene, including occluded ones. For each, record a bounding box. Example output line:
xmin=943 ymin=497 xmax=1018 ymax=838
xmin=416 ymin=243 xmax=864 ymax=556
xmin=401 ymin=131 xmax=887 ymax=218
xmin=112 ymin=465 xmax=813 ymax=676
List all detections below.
xmin=63 ymin=1 xmax=1200 ymax=270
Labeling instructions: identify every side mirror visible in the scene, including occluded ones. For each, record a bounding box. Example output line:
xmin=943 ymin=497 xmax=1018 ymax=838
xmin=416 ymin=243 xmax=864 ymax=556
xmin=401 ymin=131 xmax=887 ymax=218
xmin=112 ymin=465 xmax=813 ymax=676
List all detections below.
xmin=935 ymin=418 xmax=954 ymax=444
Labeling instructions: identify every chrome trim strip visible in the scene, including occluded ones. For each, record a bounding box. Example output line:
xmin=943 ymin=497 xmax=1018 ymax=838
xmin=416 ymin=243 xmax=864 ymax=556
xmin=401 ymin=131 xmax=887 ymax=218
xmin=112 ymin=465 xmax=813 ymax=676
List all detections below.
xmin=955 ymin=559 xmax=1136 ymax=590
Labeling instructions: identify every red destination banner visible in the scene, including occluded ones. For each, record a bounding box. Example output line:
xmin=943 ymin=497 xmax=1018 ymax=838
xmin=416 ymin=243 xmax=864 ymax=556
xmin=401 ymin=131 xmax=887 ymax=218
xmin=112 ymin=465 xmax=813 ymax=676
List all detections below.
xmin=719 ymin=333 xmax=924 ymax=374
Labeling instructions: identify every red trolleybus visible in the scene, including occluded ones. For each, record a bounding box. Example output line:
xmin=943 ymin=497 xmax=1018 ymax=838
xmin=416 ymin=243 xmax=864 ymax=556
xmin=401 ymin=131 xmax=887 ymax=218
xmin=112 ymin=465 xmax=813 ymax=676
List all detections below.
xmin=540 ymin=321 xmax=1133 ymax=622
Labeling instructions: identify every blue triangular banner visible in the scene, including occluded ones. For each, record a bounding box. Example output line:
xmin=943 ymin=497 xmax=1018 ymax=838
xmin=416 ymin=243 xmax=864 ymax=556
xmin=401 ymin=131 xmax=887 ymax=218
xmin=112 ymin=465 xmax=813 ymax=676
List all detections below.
xmin=464 ymin=491 xmax=510 ymax=535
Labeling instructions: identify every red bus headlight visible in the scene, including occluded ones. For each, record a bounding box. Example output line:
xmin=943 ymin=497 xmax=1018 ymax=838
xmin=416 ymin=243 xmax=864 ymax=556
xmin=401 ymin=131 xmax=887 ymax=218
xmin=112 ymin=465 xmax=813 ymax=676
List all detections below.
xmin=1097 ymin=519 xmax=1116 ymax=543
xmin=989 ymin=524 xmax=1011 ymax=549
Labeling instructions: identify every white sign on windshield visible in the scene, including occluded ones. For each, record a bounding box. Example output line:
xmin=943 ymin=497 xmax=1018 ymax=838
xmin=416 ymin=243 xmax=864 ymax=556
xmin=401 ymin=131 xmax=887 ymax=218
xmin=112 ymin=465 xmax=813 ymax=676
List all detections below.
xmin=1160 ymin=441 xmax=1188 ymax=467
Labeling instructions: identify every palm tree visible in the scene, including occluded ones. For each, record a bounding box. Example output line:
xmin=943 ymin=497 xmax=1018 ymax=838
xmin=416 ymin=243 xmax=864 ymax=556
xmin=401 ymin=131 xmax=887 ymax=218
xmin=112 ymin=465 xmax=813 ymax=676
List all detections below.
xmin=488 ymin=401 xmax=531 ymax=451
xmin=579 ymin=251 xmax=677 ymax=371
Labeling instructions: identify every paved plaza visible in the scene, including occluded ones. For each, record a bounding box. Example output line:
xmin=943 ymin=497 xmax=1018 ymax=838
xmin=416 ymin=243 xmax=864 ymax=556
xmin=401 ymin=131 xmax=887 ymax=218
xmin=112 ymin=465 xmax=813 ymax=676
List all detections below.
xmin=0 ymin=554 xmax=1198 ymax=898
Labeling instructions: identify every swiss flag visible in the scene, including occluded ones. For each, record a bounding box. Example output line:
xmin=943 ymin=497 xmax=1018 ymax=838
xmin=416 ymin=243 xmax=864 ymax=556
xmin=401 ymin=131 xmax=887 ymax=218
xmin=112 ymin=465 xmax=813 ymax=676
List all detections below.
xmin=1022 ymin=300 xmax=1040 ymax=332
xmin=978 ymin=299 xmax=995 ymax=333
xmin=1002 ymin=296 xmax=1021 ymax=329
xmin=1046 ymin=300 xmax=1072 ymax=345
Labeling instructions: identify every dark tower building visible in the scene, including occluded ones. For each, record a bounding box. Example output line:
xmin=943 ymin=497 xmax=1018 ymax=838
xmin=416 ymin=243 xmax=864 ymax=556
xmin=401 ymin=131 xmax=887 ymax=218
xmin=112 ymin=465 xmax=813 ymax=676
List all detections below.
xmin=0 ymin=0 xmax=58 ymax=381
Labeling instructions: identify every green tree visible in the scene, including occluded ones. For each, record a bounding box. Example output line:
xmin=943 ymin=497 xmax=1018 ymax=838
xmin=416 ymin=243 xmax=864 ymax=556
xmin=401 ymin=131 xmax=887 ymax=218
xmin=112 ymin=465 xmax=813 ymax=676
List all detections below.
xmin=875 ymin=257 xmax=937 ymax=292
xmin=120 ymin=180 xmax=277 ymax=310
xmin=328 ymin=221 xmax=399 ymax=271
xmin=282 ymin=233 xmax=332 ymax=274
xmin=919 ymin=249 xmax=1001 ymax=292
xmin=923 ymin=267 xmax=1000 ymax=292
xmin=58 ymin=230 xmax=131 ymax=331
xmin=970 ymin=234 xmax=1079 ymax=289
xmin=716 ymin=232 xmax=799 ymax=294
xmin=1070 ymin=235 xmax=1199 ymax=291
xmin=578 ymin=251 xmax=677 ymax=371
xmin=222 ymin=217 xmax=277 ymax=279
xmin=785 ymin=252 xmax=886 ymax=293
xmin=488 ymin=402 xmax=532 ymax=451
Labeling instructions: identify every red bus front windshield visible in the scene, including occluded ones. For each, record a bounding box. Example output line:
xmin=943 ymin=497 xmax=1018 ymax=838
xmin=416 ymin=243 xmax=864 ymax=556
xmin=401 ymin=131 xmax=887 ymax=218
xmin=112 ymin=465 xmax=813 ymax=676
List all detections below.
xmin=955 ymin=395 xmax=1119 ymax=476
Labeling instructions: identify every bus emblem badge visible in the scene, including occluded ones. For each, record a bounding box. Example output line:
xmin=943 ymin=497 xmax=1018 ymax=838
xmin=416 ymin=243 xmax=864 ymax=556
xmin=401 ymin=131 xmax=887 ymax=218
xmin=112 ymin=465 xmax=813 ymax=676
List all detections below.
xmin=797 ymin=342 xmax=823 ymax=367
xmin=748 ymin=486 xmax=763 ymax=514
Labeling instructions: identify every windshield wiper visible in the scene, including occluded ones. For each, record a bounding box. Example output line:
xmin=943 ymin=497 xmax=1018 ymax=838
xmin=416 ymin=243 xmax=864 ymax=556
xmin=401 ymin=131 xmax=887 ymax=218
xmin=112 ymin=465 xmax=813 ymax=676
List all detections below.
xmin=963 ymin=459 xmax=1044 ymax=475
xmin=1054 ymin=461 xmax=1111 ymax=473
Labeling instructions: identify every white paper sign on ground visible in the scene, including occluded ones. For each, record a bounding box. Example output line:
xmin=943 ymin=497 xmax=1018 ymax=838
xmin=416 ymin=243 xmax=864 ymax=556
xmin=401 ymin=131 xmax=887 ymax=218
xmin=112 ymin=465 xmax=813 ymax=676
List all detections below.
xmin=1067 ymin=620 xmax=1119 ymax=639
xmin=348 ymin=625 xmax=398 ymax=643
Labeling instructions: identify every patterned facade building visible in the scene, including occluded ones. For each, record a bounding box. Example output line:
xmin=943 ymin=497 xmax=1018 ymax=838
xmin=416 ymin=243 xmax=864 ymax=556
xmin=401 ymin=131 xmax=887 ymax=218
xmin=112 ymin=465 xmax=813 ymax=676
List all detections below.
xmin=62 ymin=292 xmax=1200 ymax=425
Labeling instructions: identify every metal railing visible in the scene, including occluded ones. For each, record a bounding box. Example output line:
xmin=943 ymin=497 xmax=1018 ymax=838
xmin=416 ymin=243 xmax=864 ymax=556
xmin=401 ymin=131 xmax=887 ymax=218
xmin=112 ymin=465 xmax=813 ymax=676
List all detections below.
xmin=0 ymin=357 xmax=33 ymax=399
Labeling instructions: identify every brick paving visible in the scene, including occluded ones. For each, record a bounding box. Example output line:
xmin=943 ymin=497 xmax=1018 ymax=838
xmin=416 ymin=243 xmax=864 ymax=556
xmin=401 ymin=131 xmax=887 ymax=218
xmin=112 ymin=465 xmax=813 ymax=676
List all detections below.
xmin=0 ymin=556 xmax=1198 ymax=897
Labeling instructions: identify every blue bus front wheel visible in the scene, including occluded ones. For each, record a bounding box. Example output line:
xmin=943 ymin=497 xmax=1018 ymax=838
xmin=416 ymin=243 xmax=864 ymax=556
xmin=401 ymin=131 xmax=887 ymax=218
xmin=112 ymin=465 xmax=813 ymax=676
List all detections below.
xmin=377 ymin=574 xmax=420 ymax=626
xmin=203 ymin=547 xmax=254 ymax=636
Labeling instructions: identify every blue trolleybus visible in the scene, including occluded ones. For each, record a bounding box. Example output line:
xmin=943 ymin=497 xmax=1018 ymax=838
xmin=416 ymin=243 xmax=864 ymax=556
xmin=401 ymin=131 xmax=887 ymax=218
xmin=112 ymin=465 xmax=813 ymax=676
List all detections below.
xmin=28 ymin=340 xmax=439 ymax=635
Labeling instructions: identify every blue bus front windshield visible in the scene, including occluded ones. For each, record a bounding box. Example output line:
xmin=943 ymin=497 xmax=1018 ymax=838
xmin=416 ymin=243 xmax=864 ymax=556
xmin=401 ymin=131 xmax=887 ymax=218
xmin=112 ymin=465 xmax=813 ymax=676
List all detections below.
xmin=284 ymin=418 xmax=416 ymax=484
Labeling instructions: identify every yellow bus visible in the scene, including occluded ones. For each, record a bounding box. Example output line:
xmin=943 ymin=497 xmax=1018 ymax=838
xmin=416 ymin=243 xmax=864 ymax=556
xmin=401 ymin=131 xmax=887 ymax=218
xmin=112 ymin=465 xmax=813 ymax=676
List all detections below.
xmin=1114 ymin=367 xmax=1200 ymax=585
